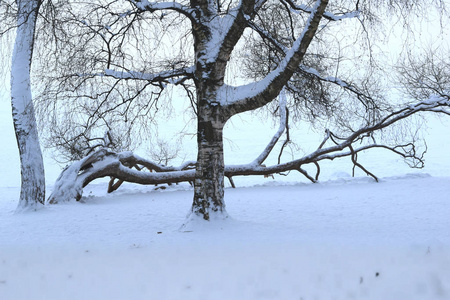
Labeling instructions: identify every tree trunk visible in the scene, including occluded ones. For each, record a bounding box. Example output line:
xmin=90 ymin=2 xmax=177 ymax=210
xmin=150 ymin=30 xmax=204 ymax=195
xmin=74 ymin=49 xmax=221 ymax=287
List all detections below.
xmin=11 ymin=0 xmax=45 ymax=211
xmin=191 ymin=103 xmax=228 ymax=220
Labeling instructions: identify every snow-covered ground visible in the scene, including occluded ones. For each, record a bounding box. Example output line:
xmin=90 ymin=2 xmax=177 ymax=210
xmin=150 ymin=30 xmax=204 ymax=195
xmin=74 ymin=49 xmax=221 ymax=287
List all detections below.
xmin=1 ymin=96 xmax=450 ymax=299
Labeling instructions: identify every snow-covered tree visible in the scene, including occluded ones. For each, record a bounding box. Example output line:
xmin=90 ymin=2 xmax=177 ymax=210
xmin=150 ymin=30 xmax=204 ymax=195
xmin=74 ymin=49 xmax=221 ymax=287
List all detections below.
xmin=2 ymin=0 xmax=46 ymax=211
xmin=34 ymin=0 xmax=449 ymax=220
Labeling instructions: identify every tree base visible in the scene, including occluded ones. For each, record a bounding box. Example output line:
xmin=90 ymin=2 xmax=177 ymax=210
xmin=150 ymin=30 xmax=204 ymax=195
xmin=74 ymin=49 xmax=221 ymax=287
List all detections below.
xmin=180 ymin=210 xmax=230 ymax=231
xmin=14 ymin=201 xmax=45 ymax=214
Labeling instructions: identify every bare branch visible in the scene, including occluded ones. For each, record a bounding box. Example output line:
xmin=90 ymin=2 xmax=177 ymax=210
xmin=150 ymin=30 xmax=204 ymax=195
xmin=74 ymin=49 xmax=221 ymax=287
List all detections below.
xmin=252 ymin=89 xmax=287 ymax=165
xmin=348 ymin=144 xmax=378 ymax=182
xmin=297 ymin=167 xmax=317 ymax=183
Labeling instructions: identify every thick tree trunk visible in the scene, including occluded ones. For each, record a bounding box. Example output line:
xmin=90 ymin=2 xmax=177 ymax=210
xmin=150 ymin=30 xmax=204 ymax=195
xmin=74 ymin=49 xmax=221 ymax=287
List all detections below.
xmin=191 ymin=104 xmax=228 ymax=220
xmin=190 ymin=8 xmax=231 ymax=220
xmin=11 ymin=0 xmax=45 ymax=211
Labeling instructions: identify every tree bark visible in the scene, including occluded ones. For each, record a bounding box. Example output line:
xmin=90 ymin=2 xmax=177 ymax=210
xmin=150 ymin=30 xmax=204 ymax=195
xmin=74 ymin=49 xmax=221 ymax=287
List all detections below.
xmin=189 ymin=1 xmax=231 ymax=220
xmin=11 ymin=0 xmax=45 ymax=211
xmin=191 ymin=102 xmax=228 ymax=220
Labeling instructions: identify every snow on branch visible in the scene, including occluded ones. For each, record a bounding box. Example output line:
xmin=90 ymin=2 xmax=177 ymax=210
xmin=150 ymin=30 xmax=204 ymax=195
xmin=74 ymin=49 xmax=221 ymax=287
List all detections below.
xmin=199 ymin=0 xmax=263 ymax=82
xmin=221 ymin=0 xmax=329 ymax=114
xmin=246 ymin=19 xmax=379 ymax=111
xmin=226 ymin=96 xmax=449 ymax=182
xmin=299 ymin=66 xmax=347 ymax=88
xmin=129 ymin=0 xmax=196 ymax=22
xmin=48 ymin=149 xmax=196 ymax=204
xmin=281 ymin=0 xmax=360 ymax=21
xmin=102 ymin=66 xmax=195 ymax=84
xmin=73 ymin=66 xmax=194 ymax=86
xmin=247 ymin=19 xmax=348 ymax=90
xmin=48 ymin=94 xmax=450 ymax=203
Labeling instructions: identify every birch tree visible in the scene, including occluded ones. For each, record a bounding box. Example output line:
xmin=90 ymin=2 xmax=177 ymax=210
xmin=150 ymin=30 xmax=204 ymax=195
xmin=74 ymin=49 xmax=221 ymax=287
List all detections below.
xmin=5 ymin=0 xmax=45 ymax=211
xmin=36 ymin=0 xmax=448 ymax=221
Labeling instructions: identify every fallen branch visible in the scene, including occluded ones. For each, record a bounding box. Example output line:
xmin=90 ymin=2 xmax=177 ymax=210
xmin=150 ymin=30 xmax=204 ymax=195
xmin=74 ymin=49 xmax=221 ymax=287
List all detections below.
xmin=47 ymin=95 xmax=450 ymax=204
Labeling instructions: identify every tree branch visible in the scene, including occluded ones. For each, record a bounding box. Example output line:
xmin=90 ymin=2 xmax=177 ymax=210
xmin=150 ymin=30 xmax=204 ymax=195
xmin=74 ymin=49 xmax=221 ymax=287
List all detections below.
xmin=48 ymin=95 xmax=450 ymax=203
xmin=252 ymin=89 xmax=287 ymax=165
xmin=280 ymin=0 xmax=360 ymax=21
xmin=101 ymin=66 xmax=195 ymax=84
xmin=222 ymin=0 xmax=329 ymax=116
xmin=129 ymin=0 xmax=197 ymax=23
xmin=348 ymin=144 xmax=378 ymax=181
xmin=247 ymin=18 xmax=378 ymax=112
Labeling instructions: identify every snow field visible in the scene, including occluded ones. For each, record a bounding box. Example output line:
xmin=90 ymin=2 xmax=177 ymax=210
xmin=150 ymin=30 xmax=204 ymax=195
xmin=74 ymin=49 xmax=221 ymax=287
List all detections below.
xmin=1 ymin=174 xmax=449 ymax=300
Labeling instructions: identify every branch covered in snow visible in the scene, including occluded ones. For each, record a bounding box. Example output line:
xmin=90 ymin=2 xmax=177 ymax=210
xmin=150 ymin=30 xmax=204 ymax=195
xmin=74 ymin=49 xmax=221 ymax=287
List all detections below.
xmin=222 ymin=0 xmax=329 ymax=116
xmin=48 ymin=149 xmax=196 ymax=204
xmin=48 ymin=95 xmax=450 ymax=203
xmin=129 ymin=0 xmax=196 ymax=23
xmin=280 ymin=0 xmax=360 ymax=21
xmin=246 ymin=18 xmax=378 ymax=111
xmin=195 ymin=0 xmax=265 ymax=85
xmin=101 ymin=66 xmax=195 ymax=84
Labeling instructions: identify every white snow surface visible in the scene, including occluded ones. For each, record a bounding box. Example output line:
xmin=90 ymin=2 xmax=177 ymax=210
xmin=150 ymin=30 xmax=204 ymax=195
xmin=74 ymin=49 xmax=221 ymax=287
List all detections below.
xmin=1 ymin=95 xmax=450 ymax=299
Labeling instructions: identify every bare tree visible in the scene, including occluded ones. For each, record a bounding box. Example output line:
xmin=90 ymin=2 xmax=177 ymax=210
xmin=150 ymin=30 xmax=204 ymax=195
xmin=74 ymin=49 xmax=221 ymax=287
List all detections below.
xmin=35 ymin=0 xmax=449 ymax=221
xmin=398 ymin=49 xmax=450 ymax=103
